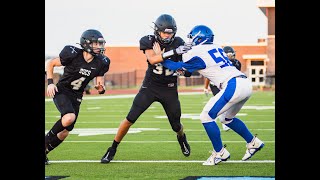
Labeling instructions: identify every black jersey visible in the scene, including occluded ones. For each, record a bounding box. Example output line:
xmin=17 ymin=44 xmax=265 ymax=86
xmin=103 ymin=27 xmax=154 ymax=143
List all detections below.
xmin=139 ymin=35 xmax=184 ymax=86
xmin=230 ymin=58 xmax=241 ymax=71
xmin=56 ymin=45 xmax=110 ymax=97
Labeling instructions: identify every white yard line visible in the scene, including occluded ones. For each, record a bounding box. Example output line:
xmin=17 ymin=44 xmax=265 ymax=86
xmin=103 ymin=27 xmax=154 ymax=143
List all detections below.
xmin=48 ymin=160 xmax=275 ymax=163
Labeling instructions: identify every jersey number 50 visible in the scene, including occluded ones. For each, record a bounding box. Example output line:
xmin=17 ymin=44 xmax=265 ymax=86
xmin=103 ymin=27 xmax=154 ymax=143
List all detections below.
xmin=208 ymin=48 xmax=232 ymax=68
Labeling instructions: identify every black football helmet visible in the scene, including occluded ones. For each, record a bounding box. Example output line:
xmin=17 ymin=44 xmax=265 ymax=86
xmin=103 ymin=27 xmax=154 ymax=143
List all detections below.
xmin=223 ymin=46 xmax=236 ymax=60
xmin=80 ymin=29 xmax=106 ymax=56
xmin=153 ymin=14 xmax=177 ymax=45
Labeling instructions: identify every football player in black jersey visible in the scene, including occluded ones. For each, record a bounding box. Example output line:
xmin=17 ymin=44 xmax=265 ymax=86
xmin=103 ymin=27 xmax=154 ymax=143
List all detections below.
xmin=101 ymin=14 xmax=192 ymax=163
xmin=45 ymin=29 xmax=111 ymax=165
xmin=204 ymin=46 xmax=241 ymax=131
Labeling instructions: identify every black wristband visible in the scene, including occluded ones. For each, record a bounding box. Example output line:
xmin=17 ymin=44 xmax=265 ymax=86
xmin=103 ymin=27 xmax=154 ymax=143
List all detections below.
xmin=173 ymin=48 xmax=177 ymax=55
xmin=47 ymin=78 xmax=54 ymax=85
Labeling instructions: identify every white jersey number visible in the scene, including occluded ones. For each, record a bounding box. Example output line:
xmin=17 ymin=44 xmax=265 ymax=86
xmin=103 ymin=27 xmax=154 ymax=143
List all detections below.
xmin=153 ymin=63 xmax=174 ymax=76
xmin=71 ymin=77 xmax=86 ymax=90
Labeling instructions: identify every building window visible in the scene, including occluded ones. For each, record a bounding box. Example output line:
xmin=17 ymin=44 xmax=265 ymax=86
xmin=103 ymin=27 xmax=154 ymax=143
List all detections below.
xmin=259 ymin=77 xmax=264 ymax=82
xmin=251 ymin=61 xmax=264 ymax=66
xmin=259 ymin=69 xmax=264 ymax=74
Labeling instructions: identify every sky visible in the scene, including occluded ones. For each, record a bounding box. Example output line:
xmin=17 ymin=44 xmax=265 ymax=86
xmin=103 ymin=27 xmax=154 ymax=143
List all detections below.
xmin=45 ymin=0 xmax=267 ymax=56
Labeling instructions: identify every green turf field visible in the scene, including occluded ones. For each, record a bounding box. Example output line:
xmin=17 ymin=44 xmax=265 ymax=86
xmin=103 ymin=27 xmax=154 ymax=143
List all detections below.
xmin=45 ymin=90 xmax=275 ymax=179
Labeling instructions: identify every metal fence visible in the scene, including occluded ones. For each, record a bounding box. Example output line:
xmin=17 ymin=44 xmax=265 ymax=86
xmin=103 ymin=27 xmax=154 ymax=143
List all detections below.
xmin=105 ymin=70 xmax=205 ymax=89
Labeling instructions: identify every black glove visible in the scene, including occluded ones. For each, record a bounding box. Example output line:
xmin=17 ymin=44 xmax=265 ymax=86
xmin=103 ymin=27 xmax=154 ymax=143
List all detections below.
xmin=94 ymin=84 xmax=106 ymax=94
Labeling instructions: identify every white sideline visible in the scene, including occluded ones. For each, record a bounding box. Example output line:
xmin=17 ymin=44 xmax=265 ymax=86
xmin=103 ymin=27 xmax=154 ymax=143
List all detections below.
xmin=48 ymin=160 xmax=275 ymax=163
xmin=45 ymin=92 xmax=203 ymax=101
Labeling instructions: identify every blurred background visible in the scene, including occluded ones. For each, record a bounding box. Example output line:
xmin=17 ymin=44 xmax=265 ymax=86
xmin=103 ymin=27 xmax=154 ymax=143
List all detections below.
xmin=45 ymin=0 xmax=275 ymax=94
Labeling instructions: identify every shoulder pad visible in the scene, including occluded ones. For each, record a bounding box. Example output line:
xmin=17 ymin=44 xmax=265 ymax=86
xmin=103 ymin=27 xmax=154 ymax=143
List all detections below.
xmin=59 ymin=46 xmax=82 ymax=65
xmin=98 ymin=54 xmax=110 ymax=66
xmin=140 ymin=35 xmax=155 ymax=50
xmin=97 ymin=55 xmax=111 ymax=75
xmin=174 ymin=36 xmax=185 ymax=45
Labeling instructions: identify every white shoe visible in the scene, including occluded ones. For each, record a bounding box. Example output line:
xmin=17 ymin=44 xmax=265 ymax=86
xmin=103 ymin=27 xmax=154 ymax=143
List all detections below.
xmin=222 ymin=124 xmax=230 ymax=131
xmin=202 ymin=147 xmax=230 ymax=165
xmin=242 ymin=136 xmax=265 ymax=161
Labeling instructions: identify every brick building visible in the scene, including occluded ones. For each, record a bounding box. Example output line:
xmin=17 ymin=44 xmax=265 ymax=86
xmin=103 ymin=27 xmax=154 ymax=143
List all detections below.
xmin=46 ymin=0 xmax=275 ymax=89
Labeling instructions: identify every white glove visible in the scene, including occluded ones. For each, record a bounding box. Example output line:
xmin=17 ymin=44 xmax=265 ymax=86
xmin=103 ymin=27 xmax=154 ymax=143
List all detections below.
xmin=162 ymin=44 xmax=192 ymax=59
xmin=184 ymin=41 xmax=195 ymax=48
xmin=203 ymin=88 xmax=209 ymax=97
xmin=174 ymin=45 xmax=192 ymax=55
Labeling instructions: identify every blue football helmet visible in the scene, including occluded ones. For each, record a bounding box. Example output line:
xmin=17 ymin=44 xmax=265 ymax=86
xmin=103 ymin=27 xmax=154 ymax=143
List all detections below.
xmin=187 ymin=25 xmax=214 ymax=45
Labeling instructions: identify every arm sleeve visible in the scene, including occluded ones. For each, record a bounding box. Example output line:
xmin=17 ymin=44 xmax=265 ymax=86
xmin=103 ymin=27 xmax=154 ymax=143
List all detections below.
xmin=161 ymin=60 xmax=184 ymax=71
xmin=162 ymin=56 xmax=206 ymax=73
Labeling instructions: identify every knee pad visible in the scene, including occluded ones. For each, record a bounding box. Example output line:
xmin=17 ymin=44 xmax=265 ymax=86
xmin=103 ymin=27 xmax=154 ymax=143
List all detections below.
xmin=171 ymin=122 xmax=181 ymax=132
xmin=200 ymin=111 xmax=215 ymax=123
xmin=65 ymin=123 xmax=75 ymax=131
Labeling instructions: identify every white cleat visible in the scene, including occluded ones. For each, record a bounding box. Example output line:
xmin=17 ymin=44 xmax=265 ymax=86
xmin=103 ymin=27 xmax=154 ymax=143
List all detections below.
xmin=222 ymin=124 xmax=231 ymax=131
xmin=242 ymin=136 xmax=265 ymax=161
xmin=202 ymin=147 xmax=230 ymax=166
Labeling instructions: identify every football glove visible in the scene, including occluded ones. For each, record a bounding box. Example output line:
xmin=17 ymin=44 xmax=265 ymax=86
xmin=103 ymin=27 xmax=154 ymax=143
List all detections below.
xmin=162 ymin=45 xmax=192 ymax=59
xmin=204 ymin=88 xmax=209 ymax=97
xmin=94 ymin=84 xmax=106 ymax=94
xmin=173 ymin=45 xmax=192 ymax=55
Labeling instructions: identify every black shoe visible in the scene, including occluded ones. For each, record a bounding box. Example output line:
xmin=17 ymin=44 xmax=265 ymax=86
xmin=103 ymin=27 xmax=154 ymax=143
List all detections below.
xmin=45 ymin=152 xmax=49 ymax=165
xmin=45 ymin=142 xmax=50 ymax=165
xmin=101 ymin=147 xmax=117 ymax=163
xmin=177 ymin=134 xmax=191 ymax=157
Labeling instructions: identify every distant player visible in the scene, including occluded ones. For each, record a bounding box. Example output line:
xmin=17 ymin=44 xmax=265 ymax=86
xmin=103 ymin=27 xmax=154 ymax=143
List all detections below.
xmin=45 ymin=29 xmax=110 ymax=165
xmin=204 ymin=46 xmax=241 ymax=131
xmin=157 ymin=25 xmax=264 ymax=165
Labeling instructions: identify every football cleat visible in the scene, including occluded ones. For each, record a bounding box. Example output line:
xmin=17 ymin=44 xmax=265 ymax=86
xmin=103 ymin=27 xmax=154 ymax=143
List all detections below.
xmin=45 ymin=141 xmax=49 ymax=165
xmin=242 ymin=135 xmax=265 ymax=161
xmin=222 ymin=124 xmax=230 ymax=131
xmin=101 ymin=147 xmax=117 ymax=164
xmin=177 ymin=134 xmax=191 ymax=157
xmin=203 ymin=147 xmax=230 ymax=165
xmin=45 ymin=152 xmax=49 ymax=165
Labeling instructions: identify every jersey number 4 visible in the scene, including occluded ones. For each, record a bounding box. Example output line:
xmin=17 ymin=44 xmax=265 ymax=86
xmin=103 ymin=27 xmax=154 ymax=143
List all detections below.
xmin=71 ymin=77 xmax=86 ymax=90
xmin=208 ymin=48 xmax=232 ymax=68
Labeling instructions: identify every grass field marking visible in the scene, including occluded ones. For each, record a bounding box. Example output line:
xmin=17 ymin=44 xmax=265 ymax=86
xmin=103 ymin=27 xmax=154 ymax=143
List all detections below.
xmin=45 ymin=120 xmax=275 ymax=123
xmin=45 ymin=92 xmax=204 ymax=102
xmin=62 ymin=140 xmax=275 ymax=143
xmin=47 ymin=160 xmax=275 ymax=163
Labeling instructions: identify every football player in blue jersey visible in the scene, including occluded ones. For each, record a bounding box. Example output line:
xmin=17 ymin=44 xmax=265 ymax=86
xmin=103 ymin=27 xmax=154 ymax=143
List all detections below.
xmin=155 ymin=25 xmax=264 ymax=165
xmin=45 ymin=29 xmax=111 ymax=165
xmin=100 ymin=14 xmax=192 ymax=163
